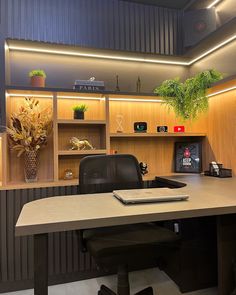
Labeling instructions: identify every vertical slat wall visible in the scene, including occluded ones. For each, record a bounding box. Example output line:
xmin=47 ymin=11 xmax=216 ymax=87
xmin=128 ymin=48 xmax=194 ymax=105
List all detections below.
xmin=0 ymin=185 xmax=96 ymax=293
xmin=4 ymin=0 xmax=183 ymax=55
xmin=0 ymin=0 xmax=7 ymax=131
xmin=0 ymin=181 xmax=153 ymax=292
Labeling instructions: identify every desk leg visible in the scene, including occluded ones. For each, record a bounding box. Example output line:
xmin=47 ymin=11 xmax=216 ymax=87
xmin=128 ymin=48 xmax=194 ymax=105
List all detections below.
xmin=217 ymin=215 xmax=236 ymax=295
xmin=34 ymin=234 xmax=48 ymax=295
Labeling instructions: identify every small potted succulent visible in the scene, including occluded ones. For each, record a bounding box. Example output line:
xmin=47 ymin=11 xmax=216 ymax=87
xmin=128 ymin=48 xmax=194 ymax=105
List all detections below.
xmin=29 ymin=69 xmax=46 ymax=87
xmin=73 ymin=104 xmax=88 ymax=119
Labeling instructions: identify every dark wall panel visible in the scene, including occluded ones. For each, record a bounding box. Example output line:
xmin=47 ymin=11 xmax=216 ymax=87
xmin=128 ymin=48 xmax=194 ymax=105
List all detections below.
xmin=4 ymin=0 xmax=183 ymax=55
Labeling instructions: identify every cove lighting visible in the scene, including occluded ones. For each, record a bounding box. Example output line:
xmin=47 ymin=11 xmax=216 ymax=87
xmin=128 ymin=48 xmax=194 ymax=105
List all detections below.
xmin=57 ymin=95 xmax=102 ymax=100
xmin=6 ymin=93 xmax=53 ymax=98
xmin=207 ymin=85 xmax=236 ymax=97
xmin=6 ymin=93 xmax=102 ymax=100
xmin=8 ymin=31 xmax=236 ymax=66
xmin=189 ymin=34 xmax=236 ymax=65
xmin=207 ymin=0 xmax=222 ymax=9
xmin=110 ymin=98 xmax=163 ymax=102
xmin=8 ymin=45 xmax=189 ymax=66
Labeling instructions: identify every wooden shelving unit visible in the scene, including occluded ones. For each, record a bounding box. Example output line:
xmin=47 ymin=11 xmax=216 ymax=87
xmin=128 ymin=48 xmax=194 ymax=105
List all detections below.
xmin=2 ymin=86 xmax=207 ymax=187
xmin=4 ymin=88 xmax=110 ymax=185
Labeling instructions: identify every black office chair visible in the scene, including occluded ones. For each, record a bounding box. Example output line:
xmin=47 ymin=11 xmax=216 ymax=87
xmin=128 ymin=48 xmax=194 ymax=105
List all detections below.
xmin=79 ymin=154 xmax=179 ymax=295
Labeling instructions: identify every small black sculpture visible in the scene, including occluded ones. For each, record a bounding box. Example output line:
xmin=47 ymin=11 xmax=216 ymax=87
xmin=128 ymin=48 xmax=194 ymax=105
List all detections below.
xmin=139 ymin=162 xmax=148 ymax=175
xmin=136 ymin=76 xmax=141 ymax=93
xmin=115 ymin=75 xmax=120 ymax=91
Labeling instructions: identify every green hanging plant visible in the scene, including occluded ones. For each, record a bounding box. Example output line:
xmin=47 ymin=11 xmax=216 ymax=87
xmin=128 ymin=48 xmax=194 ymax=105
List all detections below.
xmin=154 ymin=69 xmax=222 ymax=121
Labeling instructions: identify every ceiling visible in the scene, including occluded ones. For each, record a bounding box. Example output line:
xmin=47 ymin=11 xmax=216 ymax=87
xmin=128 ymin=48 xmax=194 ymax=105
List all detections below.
xmin=121 ymin=0 xmax=193 ymax=9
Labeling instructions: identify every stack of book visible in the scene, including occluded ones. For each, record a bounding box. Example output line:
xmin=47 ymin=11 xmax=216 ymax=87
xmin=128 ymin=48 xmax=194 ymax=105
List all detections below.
xmin=73 ymin=80 xmax=105 ymax=91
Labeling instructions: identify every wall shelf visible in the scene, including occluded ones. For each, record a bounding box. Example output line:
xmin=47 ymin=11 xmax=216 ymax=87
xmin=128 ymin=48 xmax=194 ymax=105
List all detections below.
xmin=6 ymin=85 xmax=157 ymax=98
xmin=58 ymin=149 xmax=107 ymax=156
xmin=57 ymin=119 xmax=106 ymax=125
xmin=110 ymin=133 xmax=206 ymax=138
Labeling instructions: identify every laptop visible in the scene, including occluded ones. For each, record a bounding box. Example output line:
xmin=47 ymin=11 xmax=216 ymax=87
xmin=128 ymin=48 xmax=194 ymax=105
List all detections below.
xmin=113 ymin=188 xmax=189 ymax=204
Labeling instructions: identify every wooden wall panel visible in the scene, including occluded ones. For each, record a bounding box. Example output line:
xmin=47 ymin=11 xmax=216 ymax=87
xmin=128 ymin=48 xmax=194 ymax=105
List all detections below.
xmin=109 ymin=101 xmax=208 ymax=134
xmin=110 ymin=100 xmax=207 ymax=175
xmin=204 ymin=90 xmax=236 ymax=174
xmin=0 ymin=136 xmax=2 ymax=183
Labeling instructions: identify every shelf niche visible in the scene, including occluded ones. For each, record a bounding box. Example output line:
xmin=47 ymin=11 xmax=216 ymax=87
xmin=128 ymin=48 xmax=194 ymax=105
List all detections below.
xmin=6 ymin=94 xmax=54 ymax=184
xmin=57 ymin=123 xmax=107 ymax=152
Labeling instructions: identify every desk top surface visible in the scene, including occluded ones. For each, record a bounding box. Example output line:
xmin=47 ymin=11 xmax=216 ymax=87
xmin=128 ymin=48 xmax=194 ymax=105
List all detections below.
xmin=15 ymin=175 xmax=236 ymax=236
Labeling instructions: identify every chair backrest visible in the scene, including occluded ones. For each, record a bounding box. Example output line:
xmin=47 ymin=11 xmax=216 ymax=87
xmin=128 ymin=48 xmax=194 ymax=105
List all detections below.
xmin=79 ymin=154 xmax=143 ymax=194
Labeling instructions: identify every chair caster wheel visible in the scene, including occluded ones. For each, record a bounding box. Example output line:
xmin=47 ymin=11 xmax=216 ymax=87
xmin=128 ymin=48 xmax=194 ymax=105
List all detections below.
xmin=98 ymin=284 xmax=117 ymax=295
xmin=135 ymin=286 xmax=153 ymax=295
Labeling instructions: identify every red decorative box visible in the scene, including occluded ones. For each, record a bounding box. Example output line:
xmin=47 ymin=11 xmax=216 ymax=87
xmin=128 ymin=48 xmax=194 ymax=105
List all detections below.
xmin=174 ymin=126 xmax=185 ymax=132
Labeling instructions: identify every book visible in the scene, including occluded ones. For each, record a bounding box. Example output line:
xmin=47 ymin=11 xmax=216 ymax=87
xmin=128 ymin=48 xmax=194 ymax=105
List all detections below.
xmin=74 ymin=80 xmax=105 ymax=87
xmin=73 ymin=85 xmax=105 ymax=91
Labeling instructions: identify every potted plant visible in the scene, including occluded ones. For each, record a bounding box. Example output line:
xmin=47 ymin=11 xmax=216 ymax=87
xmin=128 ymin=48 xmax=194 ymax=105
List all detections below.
xmin=73 ymin=104 xmax=88 ymax=119
xmin=154 ymin=69 xmax=222 ymax=121
xmin=7 ymin=97 xmax=52 ymax=182
xmin=29 ymin=69 xmax=47 ymax=87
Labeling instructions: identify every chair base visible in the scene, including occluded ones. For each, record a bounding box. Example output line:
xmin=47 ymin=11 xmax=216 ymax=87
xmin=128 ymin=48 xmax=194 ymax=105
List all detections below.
xmin=98 ymin=284 xmax=153 ymax=295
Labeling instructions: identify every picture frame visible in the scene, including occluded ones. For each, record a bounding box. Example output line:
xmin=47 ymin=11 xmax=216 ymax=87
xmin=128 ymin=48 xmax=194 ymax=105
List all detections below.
xmin=175 ymin=142 xmax=202 ymax=173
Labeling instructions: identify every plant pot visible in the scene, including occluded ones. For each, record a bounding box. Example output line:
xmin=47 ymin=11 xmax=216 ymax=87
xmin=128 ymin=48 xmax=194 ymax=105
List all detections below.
xmin=24 ymin=150 xmax=39 ymax=183
xmin=30 ymin=76 xmax=45 ymax=87
xmin=74 ymin=110 xmax=84 ymax=119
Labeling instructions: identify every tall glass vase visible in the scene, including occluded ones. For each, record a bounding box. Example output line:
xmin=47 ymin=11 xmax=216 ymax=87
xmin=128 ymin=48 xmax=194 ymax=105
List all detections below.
xmin=24 ymin=150 xmax=39 ymax=183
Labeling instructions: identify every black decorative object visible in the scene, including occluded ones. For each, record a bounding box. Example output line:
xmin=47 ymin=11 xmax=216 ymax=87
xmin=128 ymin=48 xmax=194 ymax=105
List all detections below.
xmin=115 ymin=75 xmax=120 ymax=91
xmin=204 ymin=162 xmax=232 ymax=178
xmin=157 ymin=126 xmax=168 ymax=132
xmin=136 ymin=76 xmax=141 ymax=93
xmin=175 ymin=142 xmax=202 ymax=173
xmin=134 ymin=122 xmax=147 ymax=133
xmin=74 ymin=110 xmax=84 ymax=119
xmin=139 ymin=162 xmax=148 ymax=175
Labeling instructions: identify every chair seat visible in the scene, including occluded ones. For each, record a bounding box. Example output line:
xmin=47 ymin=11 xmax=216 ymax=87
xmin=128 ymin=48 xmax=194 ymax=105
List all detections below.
xmin=85 ymin=223 xmax=179 ymax=260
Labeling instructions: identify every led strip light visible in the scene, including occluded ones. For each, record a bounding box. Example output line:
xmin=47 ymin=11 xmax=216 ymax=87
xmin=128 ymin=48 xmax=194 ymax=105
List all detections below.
xmin=8 ymin=32 xmax=236 ymax=66
xmin=207 ymin=0 xmax=222 ymax=9
xmin=207 ymin=85 xmax=236 ymax=97
xmin=6 ymin=93 xmax=163 ymax=103
xmin=6 ymin=93 xmax=102 ymax=100
xmin=7 ymin=45 xmax=189 ymax=66
xmin=189 ymin=34 xmax=236 ymax=65
xmin=109 ymin=98 xmax=162 ymax=102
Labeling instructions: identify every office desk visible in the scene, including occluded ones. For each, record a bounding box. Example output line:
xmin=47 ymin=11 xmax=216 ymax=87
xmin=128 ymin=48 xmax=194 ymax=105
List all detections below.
xmin=16 ymin=175 xmax=236 ymax=295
